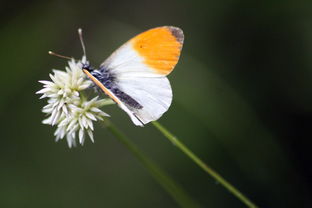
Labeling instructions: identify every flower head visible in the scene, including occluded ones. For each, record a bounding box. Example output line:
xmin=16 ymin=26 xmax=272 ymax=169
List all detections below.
xmin=37 ymin=58 xmax=113 ymax=147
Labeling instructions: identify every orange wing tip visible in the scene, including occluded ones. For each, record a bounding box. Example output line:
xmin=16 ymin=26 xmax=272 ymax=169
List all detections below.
xmin=131 ymin=26 xmax=184 ymax=75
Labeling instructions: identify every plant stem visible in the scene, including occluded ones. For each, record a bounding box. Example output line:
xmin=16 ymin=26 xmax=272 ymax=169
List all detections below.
xmin=152 ymin=121 xmax=258 ymax=208
xmin=102 ymin=119 xmax=201 ymax=208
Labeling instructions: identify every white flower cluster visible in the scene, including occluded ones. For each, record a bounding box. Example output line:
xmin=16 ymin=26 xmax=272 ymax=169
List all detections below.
xmin=37 ymin=58 xmax=113 ymax=147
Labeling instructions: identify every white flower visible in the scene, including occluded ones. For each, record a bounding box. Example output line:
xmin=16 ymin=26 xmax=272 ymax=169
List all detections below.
xmin=37 ymin=58 xmax=113 ymax=148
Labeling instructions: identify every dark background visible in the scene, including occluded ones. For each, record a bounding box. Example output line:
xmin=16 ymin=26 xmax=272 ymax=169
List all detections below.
xmin=1 ymin=0 xmax=312 ymax=207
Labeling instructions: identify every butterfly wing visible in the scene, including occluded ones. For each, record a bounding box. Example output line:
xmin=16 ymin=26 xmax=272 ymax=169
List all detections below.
xmin=100 ymin=26 xmax=184 ymax=126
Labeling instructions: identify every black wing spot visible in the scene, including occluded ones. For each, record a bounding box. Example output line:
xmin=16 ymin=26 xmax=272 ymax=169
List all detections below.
xmin=167 ymin=26 xmax=184 ymax=44
xmin=111 ymin=88 xmax=143 ymax=109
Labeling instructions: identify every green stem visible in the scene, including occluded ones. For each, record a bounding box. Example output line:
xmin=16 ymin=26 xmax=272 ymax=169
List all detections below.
xmin=152 ymin=121 xmax=258 ymax=208
xmin=102 ymin=119 xmax=201 ymax=208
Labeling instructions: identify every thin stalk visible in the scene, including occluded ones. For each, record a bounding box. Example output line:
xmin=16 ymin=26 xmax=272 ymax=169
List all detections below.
xmin=102 ymin=119 xmax=201 ymax=208
xmin=152 ymin=121 xmax=258 ymax=208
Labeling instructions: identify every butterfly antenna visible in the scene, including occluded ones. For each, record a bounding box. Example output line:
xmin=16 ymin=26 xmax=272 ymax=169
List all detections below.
xmin=48 ymin=51 xmax=72 ymax=60
xmin=78 ymin=28 xmax=87 ymax=59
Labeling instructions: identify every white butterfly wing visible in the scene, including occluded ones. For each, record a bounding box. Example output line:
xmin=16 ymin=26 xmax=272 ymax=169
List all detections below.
xmin=100 ymin=26 xmax=183 ymax=126
xmin=116 ymin=76 xmax=172 ymax=125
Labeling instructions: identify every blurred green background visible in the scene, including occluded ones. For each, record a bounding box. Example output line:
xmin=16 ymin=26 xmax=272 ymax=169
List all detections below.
xmin=1 ymin=0 xmax=312 ymax=207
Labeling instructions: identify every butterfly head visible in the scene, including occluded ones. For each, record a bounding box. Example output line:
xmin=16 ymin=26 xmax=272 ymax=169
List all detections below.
xmin=81 ymin=61 xmax=94 ymax=72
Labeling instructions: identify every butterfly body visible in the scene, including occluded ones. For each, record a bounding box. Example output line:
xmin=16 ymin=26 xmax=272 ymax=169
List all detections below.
xmin=82 ymin=26 xmax=184 ymax=126
xmin=84 ymin=65 xmax=115 ymax=89
xmin=83 ymin=64 xmax=143 ymax=109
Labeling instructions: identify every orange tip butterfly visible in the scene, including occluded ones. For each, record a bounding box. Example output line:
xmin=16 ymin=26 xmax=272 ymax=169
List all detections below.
xmin=50 ymin=26 xmax=184 ymax=126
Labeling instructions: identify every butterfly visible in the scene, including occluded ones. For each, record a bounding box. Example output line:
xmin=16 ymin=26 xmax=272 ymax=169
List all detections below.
xmin=50 ymin=26 xmax=184 ymax=126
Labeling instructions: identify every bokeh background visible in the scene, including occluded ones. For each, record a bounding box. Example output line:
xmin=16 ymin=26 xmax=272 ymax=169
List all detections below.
xmin=1 ymin=0 xmax=312 ymax=207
